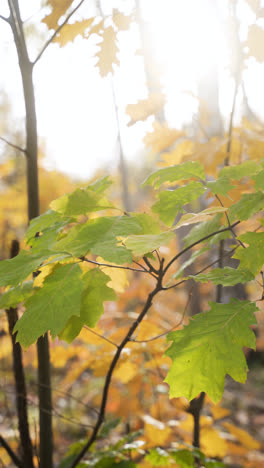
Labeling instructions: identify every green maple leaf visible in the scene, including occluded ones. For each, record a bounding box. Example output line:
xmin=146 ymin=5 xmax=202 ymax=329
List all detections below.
xmin=233 ymin=231 xmax=264 ymax=275
xmin=50 ymin=186 xmax=115 ymax=216
xmin=142 ymin=161 xmax=205 ymax=188
xmin=14 ymin=263 xmax=83 ymax=347
xmin=206 ymin=177 xmax=235 ymax=196
xmin=152 ymin=182 xmax=206 ymax=226
xmin=190 ymin=267 xmax=254 ymax=286
xmin=252 ymin=169 xmax=264 ymax=190
xmin=184 ymin=213 xmax=227 ymax=247
xmin=53 ymin=215 xmax=143 ymax=263
xmin=219 ymin=160 xmax=260 ymax=180
xmin=229 ymin=191 xmax=264 ymax=221
xmin=165 ymin=299 xmax=258 ymax=403
xmin=125 ymin=231 xmax=175 ymax=257
xmin=60 ymin=269 xmax=116 ymax=343
xmin=0 ymin=281 xmax=35 ymax=310
xmin=0 ymin=250 xmax=60 ymax=288
xmin=25 ymin=210 xmax=70 ymax=243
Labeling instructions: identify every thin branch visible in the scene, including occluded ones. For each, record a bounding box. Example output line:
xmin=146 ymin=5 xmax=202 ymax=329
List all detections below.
xmin=143 ymin=256 xmax=159 ymax=274
xmin=81 ymin=257 xmax=150 ymax=274
xmin=163 ymin=221 xmax=240 ymax=276
xmin=130 ymin=288 xmax=192 ymax=343
xmin=83 ymin=325 xmax=118 ymax=348
xmin=69 ymin=262 xmax=165 ymax=468
xmin=0 ymin=135 xmax=26 ymax=153
xmin=33 ymin=0 xmax=86 ymax=65
xmin=0 ymin=435 xmax=23 ymax=468
xmin=214 ymin=194 xmax=246 ymax=249
xmin=0 ymin=14 xmax=10 ymax=23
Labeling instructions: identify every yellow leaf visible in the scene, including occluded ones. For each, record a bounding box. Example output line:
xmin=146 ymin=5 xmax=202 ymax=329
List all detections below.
xmin=33 ymin=263 xmax=55 ymax=287
xmin=96 ymin=256 xmax=128 ymax=293
xmin=160 ymin=141 xmax=194 ymax=166
xmin=143 ymin=416 xmax=172 ymax=446
xmin=96 ymin=26 xmax=120 ymax=77
xmin=114 ymin=361 xmax=138 ymax=383
xmin=247 ymin=24 xmax=264 ymax=62
xmin=223 ymin=422 xmax=261 ymax=450
xmin=136 ymin=320 xmax=162 ymax=341
xmin=200 ymin=427 xmax=228 ymax=458
xmin=89 ymin=20 xmax=104 ymax=36
xmin=210 ymin=404 xmax=230 ymax=420
xmin=126 ymin=94 xmax=165 ymax=127
xmin=53 ymin=18 xmax=95 ymax=46
xmin=112 ymin=10 xmax=131 ymax=31
xmin=42 ymin=0 xmax=73 ymax=30
xmin=0 ymin=336 xmax=12 ymax=360
xmin=143 ymin=121 xmax=183 ymax=153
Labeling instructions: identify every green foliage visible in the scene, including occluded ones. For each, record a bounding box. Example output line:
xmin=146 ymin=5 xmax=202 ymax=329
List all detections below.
xmin=0 ymin=280 xmax=35 ymax=310
xmin=125 ymin=231 xmax=175 ymax=257
xmin=142 ymin=161 xmax=205 ymax=188
xmin=165 ymin=299 xmax=258 ymax=403
xmin=233 ymin=232 xmax=264 ymax=275
xmin=219 ymin=160 xmax=260 ymax=180
xmin=190 ymin=267 xmax=254 ymax=286
xmin=229 ymin=191 xmax=264 ymax=221
xmin=152 ymin=182 xmax=206 ymax=226
xmin=206 ymin=177 xmax=235 ymax=196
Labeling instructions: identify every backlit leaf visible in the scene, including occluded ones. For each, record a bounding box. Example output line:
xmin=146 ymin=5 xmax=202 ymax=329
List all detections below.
xmin=42 ymin=0 xmax=73 ymax=29
xmin=50 ymin=186 xmax=114 ymax=216
xmin=143 ymin=121 xmax=183 ymax=153
xmin=96 ymin=26 xmax=119 ymax=77
xmin=219 ymin=160 xmax=260 ymax=180
xmin=112 ymin=10 xmax=131 ymax=31
xmin=53 ymin=18 xmax=95 ymax=46
xmin=14 ymin=264 xmax=83 ymax=347
xmin=190 ymin=267 xmax=254 ymax=286
xmin=252 ymin=169 xmax=264 ymax=190
xmin=152 ymin=182 xmax=206 ymax=226
xmin=125 ymin=231 xmax=175 ymax=257
xmin=165 ymin=299 xmax=258 ymax=403
xmin=247 ymin=24 xmax=264 ymax=62
xmin=233 ymin=231 xmax=264 ymax=275
xmin=0 ymin=281 xmax=35 ymax=309
xmin=174 ymin=207 xmax=227 ymax=230
xmin=143 ymin=161 xmax=205 ymax=188
xmin=126 ymin=94 xmax=165 ymax=127
xmin=229 ymin=191 xmax=264 ymax=221
xmin=54 ymin=215 xmax=142 ymax=263
xmin=206 ymin=177 xmax=235 ymax=196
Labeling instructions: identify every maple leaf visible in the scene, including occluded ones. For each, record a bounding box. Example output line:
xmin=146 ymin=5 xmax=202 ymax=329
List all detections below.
xmin=165 ymin=299 xmax=258 ymax=403
xmin=143 ymin=121 xmax=184 ymax=153
xmin=42 ymin=0 xmax=74 ymax=30
xmin=126 ymin=93 xmax=165 ymax=127
xmin=95 ymin=26 xmax=120 ymax=77
xmin=53 ymin=18 xmax=95 ymax=47
xmin=112 ymin=10 xmax=131 ymax=31
xmin=246 ymin=24 xmax=264 ymax=62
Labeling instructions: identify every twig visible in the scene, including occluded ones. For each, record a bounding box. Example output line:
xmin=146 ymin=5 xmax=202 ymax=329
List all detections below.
xmin=163 ymin=221 xmax=240 ymax=276
xmin=69 ymin=262 xmax=165 ymax=468
xmin=143 ymin=256 xmax=159 ymax=274
xmin=83 ymin=325 xmax=118 ymax=348
xmin=0 ymin=14 xmax=10 ymax=23
xmin=33 ymin=0 xmax=87 ymax=65
xmin=215 ymin=194 xmax=246 ymax=249
xmin=130 ymin=288 xmax=192 ymax=343
xmin=81 ymin=257 xmax=150 ymax=274
xmin=0 ymin=435 xmax=23 ymax=468
xmin=0 ymin=135 xmax=26 ymax=153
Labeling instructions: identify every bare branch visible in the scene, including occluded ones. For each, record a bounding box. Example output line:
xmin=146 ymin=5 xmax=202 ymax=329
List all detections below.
xmin=163 ymin=221 xmax=240 ymax=276
xmin=81 ymin=257 xmax=150 ymax=274
xmin=69 ymin=262 xmax=165 ymax=467
xmin=0 ymin=435 xmax=23 ymax=468
xmin=83 ymin=325 xmax=118 ymax=348
xmin=33 ymin=0 xmax=86 ymax=65
xmin=0 ymin=135 xmax=26 ymax=153
xmin=0 ymin=14 xmax=10 ymax=23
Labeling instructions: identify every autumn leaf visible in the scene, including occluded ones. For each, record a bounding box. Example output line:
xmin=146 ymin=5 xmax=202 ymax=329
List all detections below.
xmin=143 ymin=121 xmax=184 ymax=153
xmin=95 ymin=26 xmax=120 ymax=77
xmin=53 ymin=18 xmax=95 ymax=47
xmin=247 ymin=24 xmax=264 ymax=62
xmin=112 ymin=10 xmax=131 ymax=31
xmin=126 ymin=94 xmax=165 ymax=126
xmin=42 ymin=0 xmax=74 ymax=30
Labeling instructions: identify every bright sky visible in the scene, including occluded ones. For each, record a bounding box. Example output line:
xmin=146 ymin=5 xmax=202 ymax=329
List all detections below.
xmin=0 ymin=0 xmax=264 ymax=180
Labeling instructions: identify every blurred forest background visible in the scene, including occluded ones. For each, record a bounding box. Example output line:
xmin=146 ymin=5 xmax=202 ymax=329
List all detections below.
xmin=0 ymin=0 xmax=264 ymax=466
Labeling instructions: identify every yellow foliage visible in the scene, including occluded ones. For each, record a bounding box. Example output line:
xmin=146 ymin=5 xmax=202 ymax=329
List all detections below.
xmin=200 ymin=426 xmax=228 ymax=458
xmin=33 ymin=264 xmax=55 ymax=287
xmin=210 ymin=404 xmax=230 ymax=420
xmin=143 ymin=121 xmax=184 ymax=153
xmin=247 ymin=24 xmax=264 ymax=62
xmin=50 ymin=345 xmax=86 ymax=367
xmin=114 ymin=361 xmax=138 ymax=383
xmin=143 ymin=416 xmax=172 ymax=446
xmin=223 ymin=422 xmax=261 ymax=450
xmin=126 ymin=94 xmax=165 ymax=127
xmin=0 ymin=336 xmax=12 ymax=360
xmin=95 ymin=26 xmax=120 ymax=77
xmin=42 ymin=0 xmax=74 ymax=29
xmin=112 ymin=10 xmax=131 ymax=31
xmin=53 ymin=18 xmax=95 ymax=46
xmin=160 ymin=141 xmax=194 ymax=166
xmin=97 ymin=256 xmax=128 ymax=293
